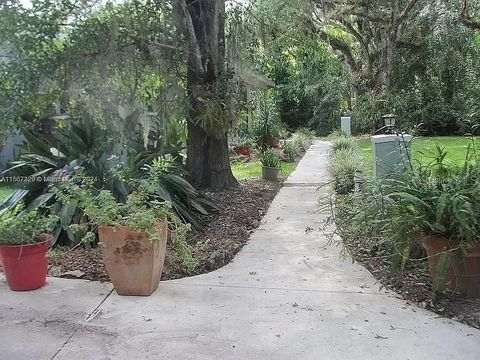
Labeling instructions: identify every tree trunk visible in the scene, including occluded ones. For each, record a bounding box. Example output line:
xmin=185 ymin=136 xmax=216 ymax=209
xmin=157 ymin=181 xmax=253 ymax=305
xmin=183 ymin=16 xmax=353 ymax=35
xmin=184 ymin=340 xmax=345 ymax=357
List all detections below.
xmin=182 ymin=0 xmax=237 ymax=190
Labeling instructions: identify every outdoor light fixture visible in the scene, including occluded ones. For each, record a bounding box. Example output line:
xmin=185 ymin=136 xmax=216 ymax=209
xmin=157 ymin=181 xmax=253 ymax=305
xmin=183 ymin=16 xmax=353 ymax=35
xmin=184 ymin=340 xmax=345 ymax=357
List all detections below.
xmin=383 ymin=113 xmax=396 ymax=127
xmin=382 ymin=113 xmax=396 ymax=134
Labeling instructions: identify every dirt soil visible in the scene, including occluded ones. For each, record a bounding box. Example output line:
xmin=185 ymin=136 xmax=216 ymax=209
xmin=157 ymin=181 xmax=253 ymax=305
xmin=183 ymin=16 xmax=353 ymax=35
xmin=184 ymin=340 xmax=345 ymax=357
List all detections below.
xmin=48 ymin=180 xmax=281 ymax=282
xmin=343 ymin=236 xmax=480 ymax=329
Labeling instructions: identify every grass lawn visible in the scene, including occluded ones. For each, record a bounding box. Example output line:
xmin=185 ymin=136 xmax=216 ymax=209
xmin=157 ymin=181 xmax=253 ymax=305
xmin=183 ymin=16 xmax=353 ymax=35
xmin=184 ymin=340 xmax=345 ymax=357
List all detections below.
xmin=0 ymin=186 xmax=13 ymax=201
xmin=356 ymin=136 xmax=478 ymax=171
xmin=232 ymin=160 xmax=297 ymax=181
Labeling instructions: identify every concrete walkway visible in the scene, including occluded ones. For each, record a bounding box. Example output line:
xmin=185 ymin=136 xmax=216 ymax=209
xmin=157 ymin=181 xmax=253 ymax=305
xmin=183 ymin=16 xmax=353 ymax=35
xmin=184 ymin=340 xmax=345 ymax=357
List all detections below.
xmin=1 ymin=141 xmax=480 ymax=360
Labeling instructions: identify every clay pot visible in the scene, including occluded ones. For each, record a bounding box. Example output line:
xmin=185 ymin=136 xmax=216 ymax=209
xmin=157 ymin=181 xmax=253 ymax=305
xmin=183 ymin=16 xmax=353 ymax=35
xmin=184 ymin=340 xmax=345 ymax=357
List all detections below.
xmin=262 ymin=166 xmax=279 ymax=182
xmin=421 ymin=234 xmax=480 ymax=297
xmin=99 ymin=220 xmax=168 ymax=296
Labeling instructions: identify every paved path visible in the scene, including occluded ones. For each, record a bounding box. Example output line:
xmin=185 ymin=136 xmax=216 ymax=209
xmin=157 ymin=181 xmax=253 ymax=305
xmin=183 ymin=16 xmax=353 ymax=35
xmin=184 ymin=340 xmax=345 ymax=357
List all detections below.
xmin=1 ymin=141 xmax=480 ymax=360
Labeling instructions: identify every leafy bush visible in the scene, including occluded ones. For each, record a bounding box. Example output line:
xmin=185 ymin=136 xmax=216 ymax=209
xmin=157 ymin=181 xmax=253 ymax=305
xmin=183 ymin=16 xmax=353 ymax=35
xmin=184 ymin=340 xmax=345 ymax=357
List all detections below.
xmin=328 ymin=148 xmax=364 ymax=194
xmin=261 ymin=149 xmax=280 ymax=168
xmin=282 ymin=141 xmax=297 ymax=162
xmin=0 ymin=120 xmax=214 ymax=245
xmin=334 ymin=143 xmax=480 ymax=270
xmin=55 ymin=165 xmax=196 ymax=269
xmin=331 ymin=136 xmax=357 ymax=154
xmin=290 ymin=128 xmax=314 ymax=153
xmin=0 ymin=207 xmax=58 ymax=246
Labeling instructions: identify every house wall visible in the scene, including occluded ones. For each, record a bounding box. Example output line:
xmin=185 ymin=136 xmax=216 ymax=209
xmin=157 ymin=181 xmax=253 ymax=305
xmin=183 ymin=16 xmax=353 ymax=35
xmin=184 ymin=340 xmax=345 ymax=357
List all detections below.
xmin=0 ymin=131 xmax=25 ymax=173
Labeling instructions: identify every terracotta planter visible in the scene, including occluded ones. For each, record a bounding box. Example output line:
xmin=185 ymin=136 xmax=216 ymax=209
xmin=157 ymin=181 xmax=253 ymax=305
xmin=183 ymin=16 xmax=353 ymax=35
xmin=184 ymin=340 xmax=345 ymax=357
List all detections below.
xmin=262 ymin=166 xmax=279 ymax=182
xmin=421 ymin=234 xmax=480 ymax=297
xmin=0 ymin=235 xmax=51 ymax=291
xmin=99 ymin=220 xmax=168 ymax=296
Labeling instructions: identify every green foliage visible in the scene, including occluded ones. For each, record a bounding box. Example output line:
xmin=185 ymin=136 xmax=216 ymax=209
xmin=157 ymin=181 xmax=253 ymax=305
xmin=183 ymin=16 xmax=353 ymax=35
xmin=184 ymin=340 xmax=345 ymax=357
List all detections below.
xmin=250 ymin=92 xmax=284 ymax=150
xmin=0 ymin=117 xmax=214 ymax=244
xmin=290 ymin=128 xmax=314 ymax=153
xmin=331 ymin=136 xmax=357 ymax=154
xmin=282 ymin=141 xmax=297 ymax=162
xmin=261 ymin=149 xmax=280 ymax=168
xmin=0 ymin=206 xmax=58 ymax=246
xmin=328 ymin=148 xmax=364 ymax=195
xmin=54 ymin=164 xmax=196 ymax=270
xmin=334 ymin=141 xmax=480 ymax=272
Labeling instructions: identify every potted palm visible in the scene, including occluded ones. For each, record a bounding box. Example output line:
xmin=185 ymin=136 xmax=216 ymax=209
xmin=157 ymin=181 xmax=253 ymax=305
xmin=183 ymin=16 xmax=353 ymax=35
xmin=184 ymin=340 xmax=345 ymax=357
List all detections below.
xmin=261 ymin=149 xmax=281 ymax=181
xmin=0 ymin=208 xmax=58 ymax=291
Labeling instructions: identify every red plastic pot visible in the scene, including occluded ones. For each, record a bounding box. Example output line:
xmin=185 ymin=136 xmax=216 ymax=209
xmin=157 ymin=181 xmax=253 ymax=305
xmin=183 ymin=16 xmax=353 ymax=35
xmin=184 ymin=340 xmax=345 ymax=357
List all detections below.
xmin=0 ymin=235 xmax=51 ymax=291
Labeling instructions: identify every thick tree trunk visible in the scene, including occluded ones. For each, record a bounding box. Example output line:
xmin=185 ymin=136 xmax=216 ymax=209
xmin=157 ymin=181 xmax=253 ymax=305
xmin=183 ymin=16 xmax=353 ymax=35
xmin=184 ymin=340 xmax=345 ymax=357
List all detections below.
xmin=182 ymin=0 xmax=237 ymax=190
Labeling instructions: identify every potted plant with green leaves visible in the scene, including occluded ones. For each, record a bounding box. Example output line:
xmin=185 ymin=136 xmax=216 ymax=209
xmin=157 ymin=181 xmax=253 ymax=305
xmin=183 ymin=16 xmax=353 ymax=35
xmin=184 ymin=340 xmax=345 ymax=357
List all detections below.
xmin=55 ymin=162 xmax=194 ymax=296
xmin=261 ymin=149 xmax=281 ymax=182
xmin=353 ymin=145 xmax=480 ymax=297
xmin=0 ymin=207 xmax=58 ymax=291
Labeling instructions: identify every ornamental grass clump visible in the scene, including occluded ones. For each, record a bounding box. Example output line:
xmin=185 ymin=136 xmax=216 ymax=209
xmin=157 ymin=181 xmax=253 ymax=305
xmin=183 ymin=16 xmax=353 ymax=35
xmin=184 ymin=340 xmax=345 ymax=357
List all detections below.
xmin=331 ymin=136 xmax=356 ymax=154
xmin=328 ymin=148 xmax=365 ymax=195
xmin=261 ymin=148 xmax=280 ymax=169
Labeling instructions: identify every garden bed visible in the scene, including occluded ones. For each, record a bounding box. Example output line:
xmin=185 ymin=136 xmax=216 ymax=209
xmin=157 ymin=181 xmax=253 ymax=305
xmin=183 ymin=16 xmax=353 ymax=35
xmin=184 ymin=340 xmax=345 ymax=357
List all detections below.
xmin=343 ymin=236 xmax=480 ymax=329
xmin=48 ymin=180 xmax=281 ymax=282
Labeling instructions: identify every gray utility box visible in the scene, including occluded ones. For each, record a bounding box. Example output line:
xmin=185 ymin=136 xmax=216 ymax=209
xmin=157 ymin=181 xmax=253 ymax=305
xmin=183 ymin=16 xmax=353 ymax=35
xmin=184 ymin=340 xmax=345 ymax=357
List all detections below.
xmin=341 ymin=117 xmax=351 ymax=136
xmin=371 ymin=134 xmax=412 ymax=178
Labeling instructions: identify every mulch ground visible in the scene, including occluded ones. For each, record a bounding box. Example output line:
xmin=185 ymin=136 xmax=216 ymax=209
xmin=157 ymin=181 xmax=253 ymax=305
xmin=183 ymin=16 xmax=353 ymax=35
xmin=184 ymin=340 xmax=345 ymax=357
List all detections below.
xmin=343 ymin=236 xmax=480 ymax=329
xmin=48 ymin=180 xmax=281 ymax=282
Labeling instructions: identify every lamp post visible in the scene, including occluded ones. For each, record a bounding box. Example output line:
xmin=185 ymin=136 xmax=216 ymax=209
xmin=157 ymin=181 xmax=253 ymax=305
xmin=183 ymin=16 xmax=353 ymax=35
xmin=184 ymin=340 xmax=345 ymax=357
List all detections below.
xmin=382 ymin=113 xmax=396 ymax=134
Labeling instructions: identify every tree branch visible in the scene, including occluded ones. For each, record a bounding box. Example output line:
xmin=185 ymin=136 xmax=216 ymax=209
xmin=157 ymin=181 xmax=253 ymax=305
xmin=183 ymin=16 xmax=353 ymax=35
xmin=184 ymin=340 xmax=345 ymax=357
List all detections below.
xmin=180 ymin=0 xmax=205 ymax=75
xmin=461 ymin=0 xmax=480 ymax=31
xmin=316 ymin=30 xmax=360 ymax=72
xmin=398 ymin=0 xmax=420 ymax=24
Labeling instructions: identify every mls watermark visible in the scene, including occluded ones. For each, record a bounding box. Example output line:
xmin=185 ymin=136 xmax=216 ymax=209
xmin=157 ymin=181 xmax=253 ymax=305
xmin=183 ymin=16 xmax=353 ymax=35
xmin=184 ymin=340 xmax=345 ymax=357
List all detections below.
xmin=0 ymin=176 xmax=69 ymax=183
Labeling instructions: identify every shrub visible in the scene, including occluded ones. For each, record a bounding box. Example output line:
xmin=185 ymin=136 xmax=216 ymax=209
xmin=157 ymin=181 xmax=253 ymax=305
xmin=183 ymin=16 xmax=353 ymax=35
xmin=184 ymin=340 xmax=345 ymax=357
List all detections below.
xmin=282 ymin=141 xmax=297 ymax=162
xmin=335 ymin=143 xmax=480 ymax=270
xmin=328 ymin=148 xmax=364 ymax=194
xmin=331 ymin=136 xmax=356 ymax=154
xmin=291 ymin=128 xmax=314 ymax=153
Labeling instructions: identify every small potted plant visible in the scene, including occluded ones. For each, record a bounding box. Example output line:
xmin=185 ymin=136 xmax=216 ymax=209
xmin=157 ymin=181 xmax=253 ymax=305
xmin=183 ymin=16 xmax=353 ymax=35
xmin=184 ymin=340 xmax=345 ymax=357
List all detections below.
xmin=55 ymin=166 xmax=194 ymax=296
xmin=0 ymin=207 xmax=58 ymax=291
xmin=261 ymin=149 xmax=281 ymax=182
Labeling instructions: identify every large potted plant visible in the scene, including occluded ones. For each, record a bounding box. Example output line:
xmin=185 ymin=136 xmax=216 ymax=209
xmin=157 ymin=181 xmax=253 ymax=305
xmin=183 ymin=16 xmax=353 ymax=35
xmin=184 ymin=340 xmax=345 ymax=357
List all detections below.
xmin=55 ymin=166 xmax=194 ymax=296
xmin=359 ymin=146 xmax=480 ymax=297
xmin=261 ymin=149 xmax=280 ymax=182
xmin=0 ymin=208 xmax=58 ymax=291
